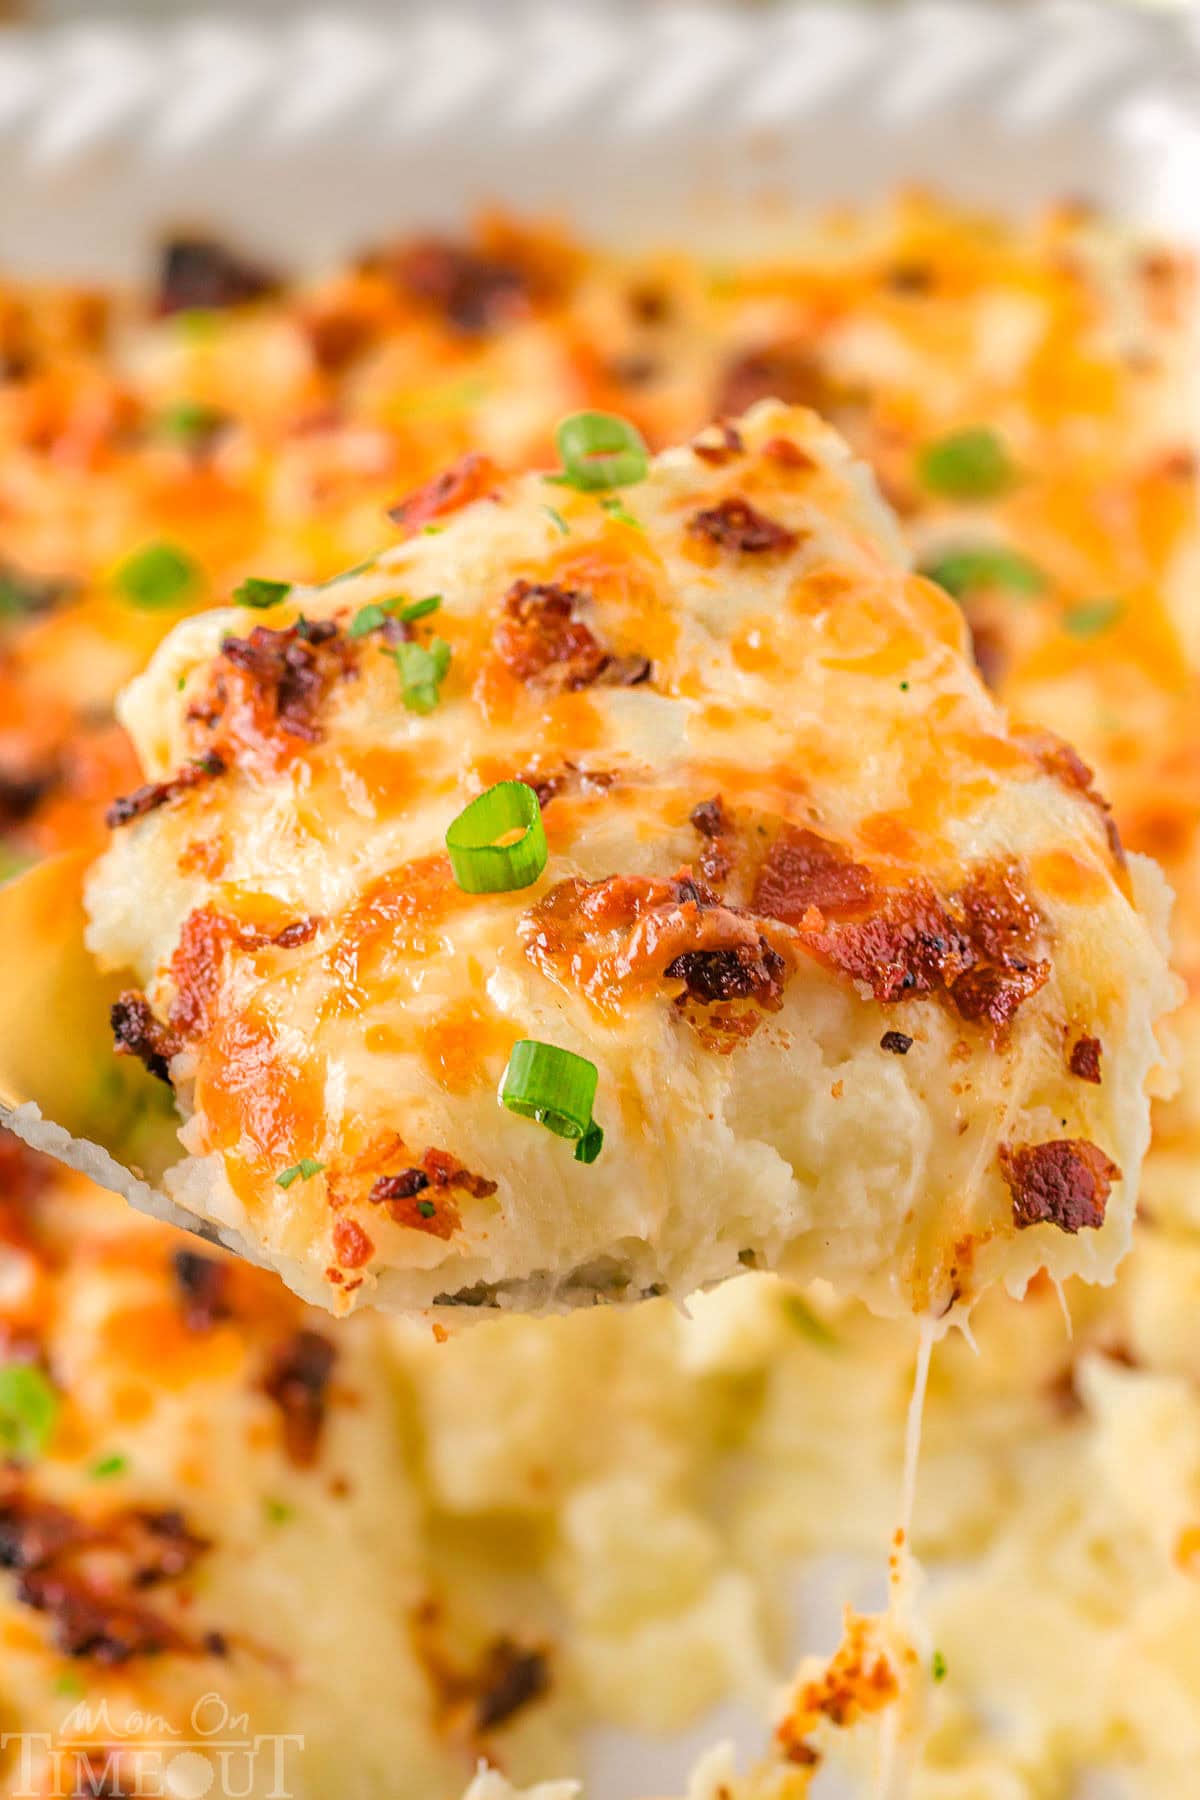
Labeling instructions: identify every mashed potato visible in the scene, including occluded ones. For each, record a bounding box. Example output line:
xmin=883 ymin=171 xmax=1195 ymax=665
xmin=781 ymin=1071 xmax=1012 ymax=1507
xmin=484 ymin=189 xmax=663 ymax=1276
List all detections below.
xmin=71 ymin=401 xmax=1176 ymax=1322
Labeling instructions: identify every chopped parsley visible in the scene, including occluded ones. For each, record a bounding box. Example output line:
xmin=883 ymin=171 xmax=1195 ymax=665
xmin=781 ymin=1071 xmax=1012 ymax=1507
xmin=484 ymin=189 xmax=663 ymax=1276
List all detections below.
xmin=114 ymin=542 xmax=201 ymax=611
xmin=157 ymin=400 xmax=226 ymax=445
xmin=920 ymin=544 xmax=1045 ymax=600
xmin=233 ymin=576 xmax=292 ymax=610
xmin=322 ymin=556 xmax=379 ymax=588
xmin=349 ymin=593 xmax=441 ymax=639
xmin=416 ymin=1200 xmax=437 ymax=1220
xmin=1063 ymin=597 xmax=1123 ymax=639
xmin=55 ymin=1671 xmax=84 ymax=1699
xmin=275 ymin=1158 xmax=326 ymax=1190
xmin=543 ymin=506 xmax=571 ymax=536
xmin=931 ymin=1649 xmax=948 ymax=1683
xmin=264 ymin=1496 xmax=294 ymax=1525
xmin=918 ymin=428 xmax=1015 ymax=501
xmin=600 ymin=495 xmax=643 ymax=530
xmin=0 ymin=1364 xmax=59 ymax=1461
xmin=90 ymin=1452 xmax=128 ymax=1480
xmin=393 ymin=637 xmax=451 ymax=714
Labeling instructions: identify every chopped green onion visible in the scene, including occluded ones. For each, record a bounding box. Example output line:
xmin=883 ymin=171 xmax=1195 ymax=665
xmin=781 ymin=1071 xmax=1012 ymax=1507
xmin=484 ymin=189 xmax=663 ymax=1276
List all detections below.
xmin=114 ymin=542 xmax=201 ymax=611
xmin=600 ymin=496 xmax=643 ymax=530
xmin=918 ymin=428 xmax=1015 ymax=501
xmin=446 ymin=781 xmax=547 ymax=894
xmin=780 ymin=1292 xmax=840 ymax=1351
xmin=543 ymin=506 xmax=571 ymax=537
xmin=264 ymin=1496 xmax=293 ymax=1525
xmin=233 ymin=576 xmax=292 ymax=610
xmin=393 ymin=637 xmax=451 ymax=714
xmin=275 ymin=1158 xmax=326 ymax=1190
xmin=931 ymin=1649 xmax=948 ymax=1683
xmin=55 ymin=1671 xmax=84 ymax=1698
xmin=90 ymin=1452 xmax=128 ymax=1480
xmin=322 ymin=556 xmax=378 ymax=588
xmin=548 ymin=410 xmax=649 ymax=493
xmin=416 ymin=1200 xmax=437 ymax=1219
xmin=1063 ymin=597 xmax=1124 ymax=639
xmin=920 ymin=544 xmax=1045 ymax=601
xmin=350 ymin=594 xmax=441 ymax=639
xmin=500 ymin=1040 xmax=603 ymax=1162
xmin=0 ymin=1364 xmax=59 ymax=1461
xmin=157 ymin=400 xmax=226 ymax=445
xmin=423 ymin=524 xmax=446 ymax=537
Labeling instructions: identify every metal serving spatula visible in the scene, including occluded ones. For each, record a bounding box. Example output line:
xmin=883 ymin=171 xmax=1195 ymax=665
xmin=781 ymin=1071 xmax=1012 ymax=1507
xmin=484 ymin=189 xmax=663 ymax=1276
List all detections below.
xmin=0 ymin=851 xmax=249 ymax=1255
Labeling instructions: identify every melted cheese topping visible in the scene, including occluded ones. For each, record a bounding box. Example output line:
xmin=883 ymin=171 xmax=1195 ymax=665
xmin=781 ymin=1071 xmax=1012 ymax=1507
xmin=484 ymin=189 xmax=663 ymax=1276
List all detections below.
xmin=79 ymin=402 xmax=1176 ymax=1320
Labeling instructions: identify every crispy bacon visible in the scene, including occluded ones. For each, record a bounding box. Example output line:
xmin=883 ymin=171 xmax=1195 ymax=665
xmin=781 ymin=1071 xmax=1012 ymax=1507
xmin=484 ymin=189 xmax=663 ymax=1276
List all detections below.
xmin=752 ymin=824 xmax=874 ymax=922
xmin=687 ymin=496 xmax=798 ymax=556
xmin=188 ymin=622 xmax=356 ymax=771
xmin=172 ymin=1250 xmax=232 ymax=1332
xmin=1021 ymin=727 xmax=1126 ymax=867
xmin=110 ymin=992 xmax=180 ymax=1085
xmin=1070 ymin=1035 xmax=1103 ymax=1083
xmin=386 ymin=452 xmax=498 ymax=534
xmin=332 ymin=1217 xmax=374 ymax=1270
xmin=717 ymin=342 xmax=855 ymax=420
xmin=390 ymin=237 xmax=532 ymax=335
xmin=999 ymin=1139 xmax=1120 ymax=1233
xmin=880 ymin=1030 xmax=913 ymax=1055
xmin=261 ymin=1330 xmax=337 ymax=1468
xmin=105 ymin=751 xmax=225 ymax=830
xmin=520 ymin=763 xmax=618 ymax=809
xmin=690 ymin=793 xmax=735 ymax=885
xmin=474 ymin=1639 xmax=551 ymax=1733
xmin=156 ymin=236 xmax=277 ymax=315
xmin=495 ymin=579 xmax=651 ymax=692
xmin=692 ymin=421 xmax=745 ymax=465
xmin=524 ymin=870 xmax=795 ymax=1022
xmin=369 ymin=1149 xmax=496 ymax=1237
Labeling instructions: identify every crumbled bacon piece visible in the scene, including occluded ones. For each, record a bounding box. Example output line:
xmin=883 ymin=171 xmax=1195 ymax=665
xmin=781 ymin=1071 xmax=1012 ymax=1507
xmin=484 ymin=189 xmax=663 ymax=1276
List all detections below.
xmin=692 ymin=421 xmax=745 ymax=465
xmin=390 ymin=237 xmax=533 ymax=334
xmin=332 ymin=1216 xmax=374 ymax=1270
xmin=369 ymin=1149 xmax=495 ymax=1237
xmin=422 ymin=1148 xmax=498 ymax=1200
xmin=172 ymin=1250 xmax=232 ymax=1332
xmin=687 ymin=496 xmax=799 ymax=556
xmin=752 ymin=824 xmax=874 ymax=922
xmin=880 ymin=1030 xmax=913 ymax=1055
xmin=110 ymin=993 xmax=181 ymax=1085
xmin=156 ymin=236 xmax=277 ymax=315
xmin=666 ymin=941 xmax=787 ymax=1008
xmin=689 ymin=793 xmax=735 ymax=885
xmin=271 ymin=915 xmax=321 ymax=950
xmin=717 ymin=343 xmax=853 ymax=420
xmin=1069 ymin=1035 xmax=1103 ymax=1083
xmin=262 ymin=1330 xmax=337 ymax=1468
xmin=762 ymin=435 xmax=817 ymax=470
xmin=520 ymin=763 xmax=618 ymax=809
xmin=190 ymin=622 xmax=356 ymax=769
xmin=387 ymin=452 xmax=498 ymax=534
xmin=495 ymin=579 xmax=651 ymax=692
xmin=999 ymin=1139 xmax=1120 ymax=1233
xmin=474 ymin=1639 xmax=551 ymax=1733
xmin=105 ymin=751 xmax=225 ymax=830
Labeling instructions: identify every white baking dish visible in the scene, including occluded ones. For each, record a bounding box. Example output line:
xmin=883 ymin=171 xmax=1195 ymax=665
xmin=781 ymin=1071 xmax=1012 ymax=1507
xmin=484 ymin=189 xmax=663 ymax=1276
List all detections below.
xmin=0 ymin=6 xmax=1196 ymax=1796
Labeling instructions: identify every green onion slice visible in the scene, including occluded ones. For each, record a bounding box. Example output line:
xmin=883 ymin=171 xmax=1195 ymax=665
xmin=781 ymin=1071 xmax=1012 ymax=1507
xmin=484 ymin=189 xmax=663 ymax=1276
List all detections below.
xmin=275 ymin=1158 xmax=326 ymax=1190
xmin=394 ymin=636 xmax=451 ymax=713
xmin=500 ymin=1040 xmax=603 ymax=1162
xmin=233 ymin=576 xmax=292 ymax=610
xmin=920 ymin=544 xmax=1045 ymax=601
xmin=549 ymin=411 xmax=649 ymax=493
xmin=0 ymin=1364 xmax=59 ymax=1461
xmin=114 ymin=542 xmax=201 ymax=611
xmin=1063 ymin=596 xmax=1124 ymax=639
xmin=917 ymin=428 xmax=1015 ymax=501
xmin=446 ymin=781 xmax=547 ymax=894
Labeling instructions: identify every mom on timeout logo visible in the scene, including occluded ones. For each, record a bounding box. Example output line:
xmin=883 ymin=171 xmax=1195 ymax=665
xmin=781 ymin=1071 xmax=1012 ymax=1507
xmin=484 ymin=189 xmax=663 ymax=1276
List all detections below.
xmin=2 ymin=1692 xmax=304 ymax=1798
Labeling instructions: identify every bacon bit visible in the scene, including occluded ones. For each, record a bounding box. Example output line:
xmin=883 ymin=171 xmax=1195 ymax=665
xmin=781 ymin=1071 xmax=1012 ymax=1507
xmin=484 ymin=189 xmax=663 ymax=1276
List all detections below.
xmin=474 ymin=1639 xmax=551 ymax=1733
xmin=157 ymin=236 xmax=277 ymax=315
xmin=762 ymin=435 xmax=817 ymax=470
xmin=690 ymin=793 xmax=735 ymax=885
xmin=171 ymin=1250 xmax=232 ymax=1332
xmin=687 ymin=496 xmax=798 ymax=556
xmin=422 ymin=1147 xmax=498 ymax=1200
xmin=1021 ymin=727 xmax=1126 ymax=867
xmin=390 ymin=237 xmax=533 ymax=334
xmin=369 ymin=1148 xmax=495 ymax=1236
xmin=332 ymin=1216 xmax=374 ymax=1270
xmin=880 ymin=1030 xmax=913 ymax=1055
xmin=110 ymin=993 xmax=181 ymax=1085
xmin=495 ymin=579 xmax=651 ymax=692
xmin=999 ymin=1139 xmax=1120 ymax=1234
xmin=272 ymin=915 xmax=321 ymax=950
xmin=192 ymin=620 xmax=357 ymax=767
xmin=302 ymin=305 xmax=376 ymax=374
xmin=524 ymin=870 xmax=796 ymax=1023
xmin=692 ymin=421 xmax=745 ymax=465
xmin=0 ymin=1490 xmax=214 ymax=1664
xmin=0 ymin=764 xmax=57 ymax=830
xmin=105 ymin=751 xmax=225 ymax=830
xmin=752 ymin=824 xmax=874 ymax=922
xmin=775 ymin=1611 xmax=897 ymax=1763
xmin=261 ymin=1330 xmax=337 ymax=1468
xmin=1070 ymin=1035 xmax=1103 ymax=1083
xmin=386 ymin=452 xmax=498 ymax=534
xmin=168 ymin=906 xmax=321 ymax=1042
xmin=520 ymin=762 xmax=618 ymax=809
xmin=717 ymin=343 xmax=857 ymax=420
